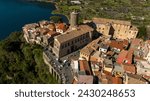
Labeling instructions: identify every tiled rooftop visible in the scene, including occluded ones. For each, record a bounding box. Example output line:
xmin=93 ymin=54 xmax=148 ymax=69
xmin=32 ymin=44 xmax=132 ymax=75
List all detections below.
xmin=108 ymin=40 xmax=128 ymax=50
xmin=79 ymin=60 xmax=92 ymax=75
xmin=77 ymin=75 xmax=94 ymax=84
xmin=55 ymin=25 xmax=94 ymax=43
xmin=93 ymin=18 xmax=131 ymax=25
xmin=56 ymin=23 xmax=66 ymax=30
xmin=122 ymin=64 xmax=136 ymax=74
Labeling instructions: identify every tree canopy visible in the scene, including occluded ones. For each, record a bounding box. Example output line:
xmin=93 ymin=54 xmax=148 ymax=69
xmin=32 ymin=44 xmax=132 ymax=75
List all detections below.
xmin=0 ymin=32 xmax=58 ymax=84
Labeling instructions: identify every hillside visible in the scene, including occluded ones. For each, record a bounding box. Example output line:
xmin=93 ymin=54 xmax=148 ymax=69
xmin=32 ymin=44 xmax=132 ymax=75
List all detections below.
xmin=53 ymin=0 xmax=150 ymax=26
xmin=0 ymin=32 xmax=58 ymax=83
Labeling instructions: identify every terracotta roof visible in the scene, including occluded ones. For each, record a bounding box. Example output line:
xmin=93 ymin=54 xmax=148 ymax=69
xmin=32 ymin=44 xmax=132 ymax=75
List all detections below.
xmin=130 ymin=38 xmax=143 ymax=48
xmin=47 ymin=31 xmax=56 ymax=35
xmin=93 ymin=18 xmax=131 ymax=25
xmin=122 ymin=64 xmax=136 ymax=74
xmin=56 ymin=23 xmax=66 ymax=30
xmin=79 ymin=60 xmax=92 ymax=75
xmin=38 ymin=28 xmax=49 ymax=35
xmin=55 ymin=25 xmax=94 ymax=43
xmin=107 ymin=51 xmax=115 ymax=56
xmin=117 ymin=49 xmax=133 ymax=64
xmin=122 ymin=40 xmax=129 ymax=46
xmin=126 ymin=49 xmax=134 ymax=61
xmin=48 ymin=23 xmax=56 ymax=31
xmin=109 ymin=40 xmax=128 ymax=50
xmin=117 ymin=50 xmax=128 ymax=60
xmin=104 ymin=74 xmax=123 ymax=84
xmin=111 ymin=77 xmax=123 ymax=84
xmin=46 ymin=31 xmax=60 ymax=37
xmin=77 ymin=75 xmax=94 ymax=84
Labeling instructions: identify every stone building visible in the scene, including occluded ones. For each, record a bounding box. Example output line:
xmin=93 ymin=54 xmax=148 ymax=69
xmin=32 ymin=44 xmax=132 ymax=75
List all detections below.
xmin=52 ymin=11 xmax=94 ymax=58
xmin=23 ymin=23 xmax=60 ymax=46
xmin=23 ymin=20 xmax=68 ymax=46
xmin=53 ymin=25 xmax=94 ymax=58
xmin=92 ymin=18 xmax=138 ymax=40
xmin=70 ymin=11 xmax=79 ymax=28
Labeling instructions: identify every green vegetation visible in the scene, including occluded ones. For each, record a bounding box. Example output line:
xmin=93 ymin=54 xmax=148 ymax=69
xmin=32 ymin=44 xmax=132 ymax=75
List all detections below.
xmin=53 ymin=0 xmax=150 ymax=26
xmin=50 ymin=16 xmax=63 ymax=23
xmin=0 ymin=32 xmax=58 ymax=84
xmin=137 ymin=26 xmax=147 ymax=40
xmin=52 ymin=0 xmax=150 ymax=39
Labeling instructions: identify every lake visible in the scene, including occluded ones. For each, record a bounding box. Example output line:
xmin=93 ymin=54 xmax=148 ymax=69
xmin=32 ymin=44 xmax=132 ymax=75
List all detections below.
xmin=0 ymin=0 xmax=68 ymax=40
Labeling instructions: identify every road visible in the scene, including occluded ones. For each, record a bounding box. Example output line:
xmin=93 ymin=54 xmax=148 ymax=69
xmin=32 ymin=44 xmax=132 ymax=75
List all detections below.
xmin=44 ymin=47 xmax=73 ymax=84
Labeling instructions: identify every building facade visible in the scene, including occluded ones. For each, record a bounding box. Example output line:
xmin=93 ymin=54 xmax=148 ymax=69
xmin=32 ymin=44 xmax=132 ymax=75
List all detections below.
xmin=53 ymin=25 xmax=94 ymax=58
xmin=92 ymin=18 xmax=138 ymax=40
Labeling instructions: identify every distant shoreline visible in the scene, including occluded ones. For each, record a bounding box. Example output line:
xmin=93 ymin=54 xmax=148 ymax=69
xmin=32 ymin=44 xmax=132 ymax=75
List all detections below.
xmin=26 ymin=0 xmax=55 ymax=3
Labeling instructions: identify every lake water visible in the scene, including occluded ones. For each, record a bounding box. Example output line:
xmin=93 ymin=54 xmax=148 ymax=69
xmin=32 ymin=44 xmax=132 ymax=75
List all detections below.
xmin=0 ymin=0 xmax=68 ymax=40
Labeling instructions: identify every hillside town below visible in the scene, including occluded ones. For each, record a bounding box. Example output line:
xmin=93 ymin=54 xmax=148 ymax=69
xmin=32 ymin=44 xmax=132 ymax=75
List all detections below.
xmin=23 ymin=11 xmax=150 ymax=84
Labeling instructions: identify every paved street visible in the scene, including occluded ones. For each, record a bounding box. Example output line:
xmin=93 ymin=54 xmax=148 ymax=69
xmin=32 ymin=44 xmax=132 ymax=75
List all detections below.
xmin=44 ymin=47 xmax=74 ymax=84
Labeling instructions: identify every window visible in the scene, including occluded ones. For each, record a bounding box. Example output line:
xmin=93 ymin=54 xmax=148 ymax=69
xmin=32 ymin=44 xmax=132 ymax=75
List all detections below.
xmin=61 ymin=45 xmax=64 ymax=49
xmin=78 ymin=38 xmax=80 ymax=41
xmin=86 ymin=33 xmax=88 ymax=38
xmin=75 ymin=39 xmax=77 ymax=43
xmin=71 ymin=41 xmax=74 ymax=44
xmin=65 ymin=43 xmax=67 ymax=47
xmin=83 ymin=35 xmax=85 ymax=39
xmin=67 ymin=49 xmax=70 ymax=54
xmin=80 ymin=37 xmax=82 ymax=40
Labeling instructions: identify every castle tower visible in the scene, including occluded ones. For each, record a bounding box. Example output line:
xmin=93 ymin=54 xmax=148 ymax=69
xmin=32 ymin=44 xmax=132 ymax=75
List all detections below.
xmin=70 ymin=11 xmax=79 ymax=28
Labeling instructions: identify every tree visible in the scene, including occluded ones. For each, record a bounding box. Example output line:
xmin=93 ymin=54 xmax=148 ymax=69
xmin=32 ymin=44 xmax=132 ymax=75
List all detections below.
xmin=137 ymin=26 xmax=147 ymax=40
xmin=50 ymin=16 xmax=63 ymax=23
xmin=0 ymin=32 xmax=58 ymax=84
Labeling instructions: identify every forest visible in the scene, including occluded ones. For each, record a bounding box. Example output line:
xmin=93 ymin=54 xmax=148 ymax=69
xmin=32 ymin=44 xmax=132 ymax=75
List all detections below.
xmin=0 ymin=32 xmax=58 ymax=83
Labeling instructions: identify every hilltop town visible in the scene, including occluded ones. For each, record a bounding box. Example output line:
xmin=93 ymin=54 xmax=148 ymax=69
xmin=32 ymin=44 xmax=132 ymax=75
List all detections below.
xmin=23 ymin=11 xmax=150 ymax=84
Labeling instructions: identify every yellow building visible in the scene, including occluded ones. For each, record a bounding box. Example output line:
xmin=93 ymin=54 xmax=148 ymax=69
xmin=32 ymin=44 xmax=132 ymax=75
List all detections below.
xmin=92 ymin=18 xmax=138 ymax=40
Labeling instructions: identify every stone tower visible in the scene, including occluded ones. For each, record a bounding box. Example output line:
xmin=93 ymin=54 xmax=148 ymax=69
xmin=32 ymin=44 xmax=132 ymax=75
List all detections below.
xmin=70 ymin=11 xmax=79 ymax=27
